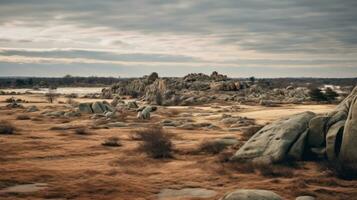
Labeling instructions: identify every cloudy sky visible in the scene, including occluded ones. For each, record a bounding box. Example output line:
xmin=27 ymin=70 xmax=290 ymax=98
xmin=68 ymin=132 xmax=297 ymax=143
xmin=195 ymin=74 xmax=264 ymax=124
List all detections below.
xmin=0 ymin=0 xmax=356 ymax=77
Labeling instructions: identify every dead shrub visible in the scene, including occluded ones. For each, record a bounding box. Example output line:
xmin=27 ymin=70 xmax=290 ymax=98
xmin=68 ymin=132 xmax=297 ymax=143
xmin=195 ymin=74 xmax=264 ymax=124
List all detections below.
xmin=74 ymin=128 xmax=89 ymax=135
xmin=135 ymin=126 xmax=173 ymax=158
xmin=16 ymin=114 xmax=31 ymax=120
xmin=45 ymin=91 xmax=59 ymax=103
xmin=0 ymin=120 xmax=15 ymax=134
xmin=102 ymin=136 xmax=122 ymax=147
xmin=198 ymin=140 xmax=227 ymax=154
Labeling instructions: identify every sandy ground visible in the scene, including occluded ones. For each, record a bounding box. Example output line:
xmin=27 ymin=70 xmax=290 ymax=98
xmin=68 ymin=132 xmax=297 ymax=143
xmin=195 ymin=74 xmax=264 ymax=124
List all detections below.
xmin=0 ymin=94 xmax=356 ymax=200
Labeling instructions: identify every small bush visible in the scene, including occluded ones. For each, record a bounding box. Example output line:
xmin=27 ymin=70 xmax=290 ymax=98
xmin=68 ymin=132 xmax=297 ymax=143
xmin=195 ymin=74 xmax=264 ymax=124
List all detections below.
xmin=254 ymin=163 xmax=294 ymax=178
xmin=308 ymin=87 xmax=327 ymax=102
xmin=45 ymin=91 xmax=59 ymax=103
xmin=199 ymin=140 xmax=227 ymax=154
xmin=325 ymin=87 xmax=339 ymax=101
xmin=102 ymin=136 xmax=122 ymax=147
xmin=74 ymin=128 xmax=89 ymax=135
xmin=135 ymin=127 xmax=173 ymax=158
xmin=0 ymin=120 xmax=15 ymax=134
xmin=16 ymin=114 xmax=31 ymax=120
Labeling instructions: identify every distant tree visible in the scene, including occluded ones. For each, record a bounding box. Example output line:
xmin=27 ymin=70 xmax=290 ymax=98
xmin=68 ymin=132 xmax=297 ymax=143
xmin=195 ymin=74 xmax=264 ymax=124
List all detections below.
xmin=325 ymin=87 xmax=339 ymax=101
xmin=45 ymin=89 xmax=59 ymax=103
xmin=14 ymin=79 xmax=26 ymax=87
xmin=249 ymin=76 xmax=256 ymax=84
xmin=27 ymin=78 xmax=34 ymax=86
xmin=309 ymin=87 xmax=327 ymax=101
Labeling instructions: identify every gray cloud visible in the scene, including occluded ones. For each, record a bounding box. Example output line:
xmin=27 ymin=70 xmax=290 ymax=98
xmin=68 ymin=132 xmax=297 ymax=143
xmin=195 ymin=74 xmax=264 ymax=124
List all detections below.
xmin=0 ymin=0 xmax=356 ymax=77
xmin=0 ymin=49 xmax=199 ymax=62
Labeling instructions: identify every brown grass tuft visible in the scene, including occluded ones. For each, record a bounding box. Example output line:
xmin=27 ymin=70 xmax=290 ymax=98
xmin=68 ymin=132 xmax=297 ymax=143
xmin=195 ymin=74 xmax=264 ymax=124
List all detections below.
xmin=134 ymin=126 xmax=173 ymax=158
xmin=198 ymin=140 xmax=227 ymax=154
xmin=74 ymin=128 xmax=89 ymax=135
xmin=0 ymin=120 xmax=15 ymax=134
xmin=102 ymin=136 xmax=122 ymax=147
xmin=16 ymin=114 xmax=31 ymax=120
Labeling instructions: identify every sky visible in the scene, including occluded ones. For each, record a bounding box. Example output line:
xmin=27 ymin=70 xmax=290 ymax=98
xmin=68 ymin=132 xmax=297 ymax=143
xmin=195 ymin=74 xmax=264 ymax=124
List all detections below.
xmin=0 ymin=0 xmax=357 ymax=78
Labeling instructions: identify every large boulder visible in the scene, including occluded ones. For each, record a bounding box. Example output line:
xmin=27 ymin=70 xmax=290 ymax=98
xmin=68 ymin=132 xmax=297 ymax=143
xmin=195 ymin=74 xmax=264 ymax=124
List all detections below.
xmin=326 ymin=86 xmax=357 ymax=130
xmin=307 ymin=115 xmax=329 ymax=148
xmin=78 ymin=103 xmax=93 ymax=113
xmin=326 ymin=120 xmax=345 ymax=161
xmin=287 ymin=129 xmax=309 ymax=160
xmin=339 ymin=95 xmax=357 ymax=174
xmin=92 ymin=102 xmax=106 ymax=113
xmin=295 ymin=196 xmax=315 ymax=200
xmin=231 ymin=111 xmax=316 ymax=164
xmin=137 ymin=106 xmax=157 ymax=120
xmin=220 ymin=189 xmax=282 ymax=200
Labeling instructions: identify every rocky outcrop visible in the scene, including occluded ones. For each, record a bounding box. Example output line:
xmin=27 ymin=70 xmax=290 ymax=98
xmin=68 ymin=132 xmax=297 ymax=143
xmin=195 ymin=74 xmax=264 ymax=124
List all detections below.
xmin=231 ymin=112 xmax=315 ymax=164
xmin=339 ymin=95 xmax=357 ymax=174
xmin=78 ymin=102 xmax=114 ymax=114
xmin=103 ymin=72 xmax=249 ymax=106
xmin=231 ymin=86 xmax=357 ymax=177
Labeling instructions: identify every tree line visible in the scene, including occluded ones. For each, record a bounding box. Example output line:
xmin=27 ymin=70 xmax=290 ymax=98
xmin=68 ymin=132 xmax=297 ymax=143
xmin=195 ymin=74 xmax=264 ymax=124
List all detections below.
xmin=0 ymin=75 xmax=125 ymax=88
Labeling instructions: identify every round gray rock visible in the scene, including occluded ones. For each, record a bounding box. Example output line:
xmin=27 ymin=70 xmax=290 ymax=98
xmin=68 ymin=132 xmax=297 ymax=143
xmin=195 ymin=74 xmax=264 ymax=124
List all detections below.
xmin=220 ymin=189 xmax=282 ymax=200
xmin=295 ymin=196 xmax=315 ymax=200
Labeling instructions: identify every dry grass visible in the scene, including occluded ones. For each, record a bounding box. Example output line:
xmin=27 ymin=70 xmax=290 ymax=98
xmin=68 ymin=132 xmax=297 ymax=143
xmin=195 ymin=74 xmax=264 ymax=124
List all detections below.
xmin=319 ymin=161 xmax=357 ymax=180
xmin=218 ymin=152 xmax=295 ymax=177
xmin=0 ymin=120 xmax=15 ymax=134
xmin=134 ymin=126 xmax=173 ymax=158
xmin=66 ymin=98 xmax=79 ymax=106
xmin=254 ymin=163 xmax=295 ymax=178
xmin=102 ymin=136 xmax=122 ymax=147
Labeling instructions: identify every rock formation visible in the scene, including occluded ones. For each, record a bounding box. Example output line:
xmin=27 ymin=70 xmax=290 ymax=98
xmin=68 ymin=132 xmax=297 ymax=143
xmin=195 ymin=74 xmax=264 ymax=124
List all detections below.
xmin=231 ymin=86 xmax=357 ymax=176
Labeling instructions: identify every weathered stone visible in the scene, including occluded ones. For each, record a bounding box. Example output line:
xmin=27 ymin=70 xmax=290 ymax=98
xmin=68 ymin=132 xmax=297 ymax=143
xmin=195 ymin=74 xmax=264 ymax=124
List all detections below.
xmin=78 ymin=103 xmax=93 ymax=113
xmin=137 ymin=106 xmax=157 ymax=120
xmin=127 ymin=101 xmax=138 ymax=109
xmin=310 ymin=147 xmax=326 ymax=159
xmin=231 ymin=111 xmax=316 ymax=164
xmin=326 ymin=86 xmax=357 ymax=129
xmin=295 ymin=196 xmax=315 ymax=200
xmin=220 ymin=189 xmax=282 ymax=200
xmin=339 ymin=95 xmax=357 ymax=174
xmin=326 ymin=120 xmax=345 ymax=161
xmin=26 ymin=105 xmax=39 ymax=112
xmin=307 ymin=116 xmax=329 ymax=148
xmin=287 ymin=129 xmax=308 ymax=160
xmin=107 ymin=122 xmax=127 ymax=128
xmin=64 ymin=111 xmax=81 ymax=118
xmin=92 ymin=102 xmax=106 ymax=113
xmin=158 ymin=188 xmax=217 ymax=200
